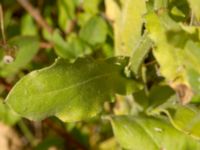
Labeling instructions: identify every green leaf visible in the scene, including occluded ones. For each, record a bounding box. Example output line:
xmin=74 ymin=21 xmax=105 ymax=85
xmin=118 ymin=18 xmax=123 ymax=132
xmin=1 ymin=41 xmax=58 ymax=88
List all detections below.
xmin=106 ymin=0 xmax=147 ymax=55
xmin=6 ymin=57 xmax=141 ymax=122
xmin=79 ymin=16 xmax=108 ymax=46
xmin=52 ymin=30 xmax=74 ymax=58
xmin=82 ymin=0 xmax=101 ymax=15
xmin=145 ymin=11 xmax=200 ymax=102
xmin=0 ymin=36 xmax=39 ymax=77
xmin=148 ymin=85 xmax=175 ymax=109
xmin=133 ymin=89 xmax=150 ymax=112
xmin=182 ymin=41 xmax=200 ymax=93
xmin=52 ymin=31 xmax=92 ymax=59
xmin=66 ymin=34 xmax=92 ymax=57
xmin=111 ymin=115 xmax=200 ymax=150
xmin=133 ymin=85 xmax=175 ymax=111
xmin=57 ymin=0 xmax=76 ymax=31
xmin=165 ymin=105 xmax=200 ymax=140
xmin=130 ymin=32 xmax=153 ymax=74
xmin=0 ymin=98 xmax=20 ymax=125
xmin=145 ymin=12 xmax=183 ymax=82
xmin=147 ymin=92 xmax=200 ymax=140
xmin=156 ymin=104 xmax=200 ymax=140
xmin=20 ymin=14 xmax=38 ymax=36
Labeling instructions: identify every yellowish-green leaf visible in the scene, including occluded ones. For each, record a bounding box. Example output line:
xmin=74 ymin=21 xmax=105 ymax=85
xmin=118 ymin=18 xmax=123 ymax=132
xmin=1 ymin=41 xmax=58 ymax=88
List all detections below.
xmin=6 ymin=57 xmax=141 ymax=122
xmin=145 ymin=12 xmax=184 ymax=82
xmin=106 ymin=0 xmax=147 ymax=56
xmin=130 ymin=32 xmax=153 ymax=74
xmin=111 ymin=115 xmax=200 ymax=150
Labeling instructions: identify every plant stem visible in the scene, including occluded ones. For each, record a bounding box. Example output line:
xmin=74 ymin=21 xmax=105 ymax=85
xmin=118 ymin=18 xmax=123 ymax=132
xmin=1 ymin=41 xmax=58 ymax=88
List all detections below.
xmin=18 ymin=120 xmax=35 ymax=146
xmin=43 ymin=119 xmax=87 ymax=150
xmin=16 ymin=0 xmax=53 ymax=33
xmin=0 ymin=4 xmax=6 ymax=44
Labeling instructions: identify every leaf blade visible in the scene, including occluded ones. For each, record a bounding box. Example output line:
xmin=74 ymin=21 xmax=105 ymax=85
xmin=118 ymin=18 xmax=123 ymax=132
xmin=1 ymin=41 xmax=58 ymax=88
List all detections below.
xmin=111 ymin=115 xmax=200 ymax=150
xmin=6 ymin=57 xmax=141 ymax=122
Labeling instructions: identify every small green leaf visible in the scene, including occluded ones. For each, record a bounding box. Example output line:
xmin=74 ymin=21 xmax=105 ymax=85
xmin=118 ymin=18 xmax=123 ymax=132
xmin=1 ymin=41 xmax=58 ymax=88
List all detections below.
xmin=0 ymin=36 xmax=39 ymax=77
xmin=6 ymin=57 xmax=141 ymax=122
xmin=133 ymin=85 xmax=175 ymax=111
xmin=21 ymin=14 xmax=38 ymax=36
xmin=57 ymin=0 xmax=76 ymax=31
xmin=130 ymin=32 xmax=153 ymax=74
xmin=52 ymin=30 xmax=74 ymax=58
xmin=52 ymin=31 xmax=92 ymax=59
xmin=111 ymin=115 xmax=200 ymax=150
xmin=79 ymin=16 xmax=108 ymax=46
xmin=82 ymin=0 xmax=101 ymax=15
xmin=148 ymin=85 xmax=175 ymax=109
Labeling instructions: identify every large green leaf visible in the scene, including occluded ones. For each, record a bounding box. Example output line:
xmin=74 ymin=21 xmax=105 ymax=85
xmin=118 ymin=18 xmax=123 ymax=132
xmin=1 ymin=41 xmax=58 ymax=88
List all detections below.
xmin=0 ymin=36 xmax=39 ymax=77
xmin=6 ymin=57 xmax=141 ymax=122
xmin=111 ymin=115 xmax=200 ymax=150
xmin=106 ymin=0 xmax=147 ymax=56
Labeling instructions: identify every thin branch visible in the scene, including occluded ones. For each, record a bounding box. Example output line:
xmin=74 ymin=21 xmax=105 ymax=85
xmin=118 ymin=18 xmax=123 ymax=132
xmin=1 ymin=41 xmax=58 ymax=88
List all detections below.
xmin=39 ymin=42 xmax=53 ymax=49
xmin=190 ymin=11 xmax=194 ymax=26
xmin=16 ymin=0 xmax=53 ymax=33
xmin=65 ymin=20 xmax=77 ymax=35
xmin=43 ymin=119 xmax=87 ymax=150
xmin=0 ymin=4 xmax=6 ymax=44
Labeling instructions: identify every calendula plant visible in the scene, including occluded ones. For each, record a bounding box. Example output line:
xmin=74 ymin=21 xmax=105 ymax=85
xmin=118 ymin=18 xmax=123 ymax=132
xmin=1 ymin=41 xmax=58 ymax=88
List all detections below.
xmin=1 ymin=0 xmax=200 ymax=149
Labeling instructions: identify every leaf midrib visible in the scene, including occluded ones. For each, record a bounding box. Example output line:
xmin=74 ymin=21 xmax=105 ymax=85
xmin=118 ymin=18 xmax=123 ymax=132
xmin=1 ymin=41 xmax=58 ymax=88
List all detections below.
xmin=27 ymin=72 xmax=114 ymax=97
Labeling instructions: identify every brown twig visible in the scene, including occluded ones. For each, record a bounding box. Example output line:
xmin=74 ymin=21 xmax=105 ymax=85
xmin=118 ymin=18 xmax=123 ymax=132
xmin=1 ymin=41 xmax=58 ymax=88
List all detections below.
xmin=144 ymin=60 xmax=157 ymax=66
xmin=0 ymin=4 xmax=6 ymax=44
xmin=0 ymin=78 xmax=12 ymax=92
xmin=16 ymin=0 xmax=53 ymax=33
xmin=43 ymin=119 xmax=87 ymax=150
xmin=65 ymin=20 xmax=77 ymax=35
xmin=39 ymin=42 xmax=53 ymax=49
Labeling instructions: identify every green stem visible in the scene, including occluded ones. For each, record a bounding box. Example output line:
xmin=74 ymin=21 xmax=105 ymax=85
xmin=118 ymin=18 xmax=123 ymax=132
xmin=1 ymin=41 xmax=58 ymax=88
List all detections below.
xmin=18 ymin=120 xmax=35 ymax=146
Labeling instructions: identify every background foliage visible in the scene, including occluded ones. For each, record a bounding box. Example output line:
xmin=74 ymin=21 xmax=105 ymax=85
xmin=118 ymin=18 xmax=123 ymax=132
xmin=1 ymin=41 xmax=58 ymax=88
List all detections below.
xmin=0 ymin=0 xmax=200 ymax=149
